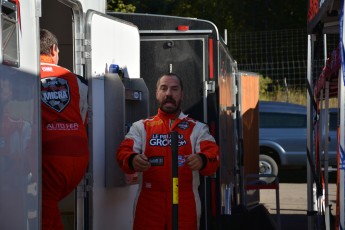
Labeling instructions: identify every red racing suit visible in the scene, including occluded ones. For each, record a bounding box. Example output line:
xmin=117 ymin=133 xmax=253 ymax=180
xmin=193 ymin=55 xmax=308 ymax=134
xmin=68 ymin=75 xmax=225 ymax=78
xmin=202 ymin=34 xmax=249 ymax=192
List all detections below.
xmin=117 ymin=109 xmax=219 ymax=230
xmin=40 ymin=55 xmax=89 ymax=230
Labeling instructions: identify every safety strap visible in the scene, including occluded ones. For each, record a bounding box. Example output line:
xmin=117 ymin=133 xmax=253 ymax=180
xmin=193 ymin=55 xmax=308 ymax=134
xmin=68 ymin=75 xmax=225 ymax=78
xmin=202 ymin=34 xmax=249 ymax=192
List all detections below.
xmin=306 ymin=79 xmax=323 ymax=197
xmin=306 ymin=147 xmax=323 ymax=197
xmin=306 ymin=79 xmax=318 ymax=112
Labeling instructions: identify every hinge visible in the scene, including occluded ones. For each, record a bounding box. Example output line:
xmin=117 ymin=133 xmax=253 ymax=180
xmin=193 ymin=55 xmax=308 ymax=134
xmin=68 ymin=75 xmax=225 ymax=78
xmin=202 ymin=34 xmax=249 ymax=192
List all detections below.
xmin=83 ymin=52 xmax=91 ymax=59
xmin=83 ymin=39 xmax=91 ymax=59
xmin=84 ymin=172 xmax=93 ymax=192
xmin=87 ymin=106 xmax=92 ymax=124
xmin=226 ymin=105 xmax=237 ymax=112
xmin=77 ymin=172 xmax=93 ymax=198
xmin=205 ymin=81 xmax=215 ymax=93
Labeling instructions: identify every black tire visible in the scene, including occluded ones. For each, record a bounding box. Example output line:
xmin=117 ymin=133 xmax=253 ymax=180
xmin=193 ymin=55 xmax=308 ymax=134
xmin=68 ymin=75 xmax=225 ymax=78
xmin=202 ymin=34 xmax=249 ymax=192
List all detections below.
xmin=259 ymin=154 xmax=278 ymax=184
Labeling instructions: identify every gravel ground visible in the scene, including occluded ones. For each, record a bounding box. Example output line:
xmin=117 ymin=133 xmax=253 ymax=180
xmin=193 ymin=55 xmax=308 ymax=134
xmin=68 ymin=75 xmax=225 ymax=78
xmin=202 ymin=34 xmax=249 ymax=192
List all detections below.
xmin=260 ymin=169 xmax=337 ymax=230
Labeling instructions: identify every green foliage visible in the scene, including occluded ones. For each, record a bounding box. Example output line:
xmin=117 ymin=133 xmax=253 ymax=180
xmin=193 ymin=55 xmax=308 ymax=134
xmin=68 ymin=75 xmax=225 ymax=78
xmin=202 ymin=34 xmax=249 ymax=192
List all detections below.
xmin=260 ymin=75 xmax=302 ymax=104
xmin=259 ymin=76 xmax=338 ymax=107
xmin=121 ymin=0 xmax=236 ymax=34
xmin=115 ymin=0 xmax=306 ymax=33
xmin=107 ymin=0 xmax=310 ymax=104
xmin=107 ymin=0 xmax=136 ymax=13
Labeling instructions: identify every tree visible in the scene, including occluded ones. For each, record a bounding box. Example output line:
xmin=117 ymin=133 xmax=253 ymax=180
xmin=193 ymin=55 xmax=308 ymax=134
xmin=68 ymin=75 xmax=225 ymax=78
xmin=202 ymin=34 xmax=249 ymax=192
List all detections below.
xmin=109 ymin=0 xmax=306 ymax=32
xmin=107 ymin=0 xmax=136 ymax=13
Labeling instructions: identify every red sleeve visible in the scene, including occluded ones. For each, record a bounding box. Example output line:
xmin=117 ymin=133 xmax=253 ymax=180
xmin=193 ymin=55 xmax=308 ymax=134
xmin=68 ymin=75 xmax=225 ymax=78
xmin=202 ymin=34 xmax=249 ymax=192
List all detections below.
xmin=116 ymin=138 xmax=137 ymax=174
xmin=198 ymin=140 xmax=219 ymax=176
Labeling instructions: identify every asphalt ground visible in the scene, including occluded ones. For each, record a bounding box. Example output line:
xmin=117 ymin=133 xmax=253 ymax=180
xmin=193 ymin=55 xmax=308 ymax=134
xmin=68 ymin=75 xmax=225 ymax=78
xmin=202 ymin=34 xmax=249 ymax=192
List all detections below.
xmin=260 ymin=168 xmax=337 ymax=230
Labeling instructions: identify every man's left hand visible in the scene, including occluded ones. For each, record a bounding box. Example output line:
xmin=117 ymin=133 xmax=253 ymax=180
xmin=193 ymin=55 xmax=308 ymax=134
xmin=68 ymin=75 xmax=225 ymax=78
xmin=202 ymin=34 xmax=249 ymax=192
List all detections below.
xmin=185 ymin=154 xmax=203 ymax=171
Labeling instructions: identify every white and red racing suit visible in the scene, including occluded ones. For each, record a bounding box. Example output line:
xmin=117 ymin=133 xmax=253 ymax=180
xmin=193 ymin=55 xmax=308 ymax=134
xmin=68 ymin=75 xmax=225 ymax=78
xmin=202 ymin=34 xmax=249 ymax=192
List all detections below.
xmin=40 ymin=55 xmax=89 ymax=230
xmin=116 ymin=109 xmax=219 ymax=230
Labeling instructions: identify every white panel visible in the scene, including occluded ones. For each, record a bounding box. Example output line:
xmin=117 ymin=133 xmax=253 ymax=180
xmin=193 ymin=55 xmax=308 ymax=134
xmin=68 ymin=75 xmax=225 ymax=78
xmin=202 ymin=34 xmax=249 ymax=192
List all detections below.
xmin=0 ymin=65 xmax=40 ymax=230
xmin=90 ymin=14 xmax=140 ymax=79
xmin=0 ymin=0 xmax=40 ymax=228
xmin=88 ymin=12 xmax=140 ymax=229
xmin=90 ymin=73 xmax=137 ymax=229
xmin=19 ymin=0 xmax=40 ymax=74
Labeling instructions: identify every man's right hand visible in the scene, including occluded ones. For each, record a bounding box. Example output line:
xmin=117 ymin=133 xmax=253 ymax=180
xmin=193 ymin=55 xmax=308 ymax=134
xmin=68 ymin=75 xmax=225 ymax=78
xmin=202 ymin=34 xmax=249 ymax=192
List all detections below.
xmin=132 ymin=154 xmax=151 ymax=172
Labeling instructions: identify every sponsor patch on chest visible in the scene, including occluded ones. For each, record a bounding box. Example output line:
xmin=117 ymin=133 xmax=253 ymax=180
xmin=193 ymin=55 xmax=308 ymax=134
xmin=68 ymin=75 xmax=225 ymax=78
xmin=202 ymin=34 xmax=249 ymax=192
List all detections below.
xmin=148 ymin=156 xmax=164 ymax=166
xmin=177 ymin=121 xmax=189 ymax=130
xmin=178 ymin=155 xmax=186 ymax=167
xmin=41 ymin=77 xmax=70 ymax=112
xmin=149 ymin=134 xmax=187 ymax=147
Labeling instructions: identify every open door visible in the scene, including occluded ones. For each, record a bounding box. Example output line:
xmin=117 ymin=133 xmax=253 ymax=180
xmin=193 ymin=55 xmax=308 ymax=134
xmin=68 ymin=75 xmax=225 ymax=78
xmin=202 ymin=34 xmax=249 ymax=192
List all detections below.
xmin=1 ymin=1 xmax=40 ymax=229
xmin=84 ymin=11 xmax=147 ymax=230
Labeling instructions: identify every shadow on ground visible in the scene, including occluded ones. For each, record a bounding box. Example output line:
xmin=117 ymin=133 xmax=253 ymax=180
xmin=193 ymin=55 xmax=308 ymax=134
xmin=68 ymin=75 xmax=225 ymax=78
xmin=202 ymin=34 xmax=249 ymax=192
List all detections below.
xmin=270 ymin=213 xmax=335 ymax=230
xmin=278 ymin=167 xmax=337 ymax=183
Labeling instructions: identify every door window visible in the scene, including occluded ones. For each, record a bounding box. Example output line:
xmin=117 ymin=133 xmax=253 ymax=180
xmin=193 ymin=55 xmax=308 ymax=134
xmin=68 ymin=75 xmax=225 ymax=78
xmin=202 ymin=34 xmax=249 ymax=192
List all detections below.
xmin=1 ymin=1 xmax=19 ymax=67
xmin=260 ymin=112 xmax=307 ymax=128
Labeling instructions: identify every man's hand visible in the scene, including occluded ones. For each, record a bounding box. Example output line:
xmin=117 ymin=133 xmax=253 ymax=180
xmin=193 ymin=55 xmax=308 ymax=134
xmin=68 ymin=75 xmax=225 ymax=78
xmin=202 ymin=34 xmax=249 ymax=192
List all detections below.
xmin=132 ymin=154 xmax=151 ymax=172
xmin=185 ymin=154 xmax=203 ymax=171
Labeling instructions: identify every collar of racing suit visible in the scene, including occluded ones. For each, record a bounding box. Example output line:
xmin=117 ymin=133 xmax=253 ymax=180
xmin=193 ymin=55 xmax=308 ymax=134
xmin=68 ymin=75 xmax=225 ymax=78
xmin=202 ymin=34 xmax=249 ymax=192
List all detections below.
xmin=40 ymin=55 xmax=55 ymax=64
xmin=157 ymin=108 xmax=188 ymax=120
xmin=157 ymin=109 xmax=189 ymax=130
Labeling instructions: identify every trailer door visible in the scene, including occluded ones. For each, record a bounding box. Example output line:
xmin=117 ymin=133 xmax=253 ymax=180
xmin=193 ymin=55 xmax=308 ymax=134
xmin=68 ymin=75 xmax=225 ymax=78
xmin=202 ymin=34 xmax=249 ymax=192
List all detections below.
xmin=83 ymin=11 xmax=141 ymax=230
xmin=1 ymin=0 xmax=40 ymax=229
xmin=140 ymin=36 xmax=208 ymax=119
xmin=139 ymin=34 xmax=217 ymax=229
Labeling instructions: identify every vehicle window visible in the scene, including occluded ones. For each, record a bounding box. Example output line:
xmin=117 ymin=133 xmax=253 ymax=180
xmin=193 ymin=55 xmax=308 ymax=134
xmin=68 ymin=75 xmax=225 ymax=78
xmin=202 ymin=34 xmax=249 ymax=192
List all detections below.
xmin=329 ymin=112 xmax=337 ymax=131
xmin=1 ymin=1 xmax=19 ymax=67
xmin=260 ymin=112 xmax=307 ymax=128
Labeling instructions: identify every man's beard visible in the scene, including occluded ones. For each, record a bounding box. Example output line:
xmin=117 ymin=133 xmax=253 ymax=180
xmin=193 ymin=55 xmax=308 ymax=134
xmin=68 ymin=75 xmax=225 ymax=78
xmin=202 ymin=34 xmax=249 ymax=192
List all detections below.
xmin=159 ymin=97 xmax=181 ymax=114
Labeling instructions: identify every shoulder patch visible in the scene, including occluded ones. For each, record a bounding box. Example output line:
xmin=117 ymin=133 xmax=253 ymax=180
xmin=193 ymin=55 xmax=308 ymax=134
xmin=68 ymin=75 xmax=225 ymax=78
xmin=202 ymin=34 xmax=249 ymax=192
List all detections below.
xmin=41 ymin=77 xmax=70 ymax=112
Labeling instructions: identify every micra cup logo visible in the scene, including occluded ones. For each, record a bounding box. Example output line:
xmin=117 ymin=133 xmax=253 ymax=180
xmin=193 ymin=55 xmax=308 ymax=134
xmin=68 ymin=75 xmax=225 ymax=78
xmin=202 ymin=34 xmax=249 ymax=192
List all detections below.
xmin=178 ymin=155 xmax=186 ymax=167
xmin=178 ymin=121 xmax=189 ymax=130
xmin=41 ymin=77 xmax=70 ymax=112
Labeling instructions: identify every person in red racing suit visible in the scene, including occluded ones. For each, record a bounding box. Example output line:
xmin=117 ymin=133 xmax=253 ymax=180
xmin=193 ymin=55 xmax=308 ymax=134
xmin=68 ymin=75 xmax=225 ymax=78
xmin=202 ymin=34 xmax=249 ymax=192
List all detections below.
xmin=116 ymin=73 xmax=219 ymax=230
xmin=40 ymin=29 xmax=89 ymax=230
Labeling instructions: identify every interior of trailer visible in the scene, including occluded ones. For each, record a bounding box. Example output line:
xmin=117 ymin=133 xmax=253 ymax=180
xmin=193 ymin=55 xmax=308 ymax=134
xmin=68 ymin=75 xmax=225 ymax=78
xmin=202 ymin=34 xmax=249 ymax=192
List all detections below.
xmin=40 ymin=1 xmax=76 ymax=228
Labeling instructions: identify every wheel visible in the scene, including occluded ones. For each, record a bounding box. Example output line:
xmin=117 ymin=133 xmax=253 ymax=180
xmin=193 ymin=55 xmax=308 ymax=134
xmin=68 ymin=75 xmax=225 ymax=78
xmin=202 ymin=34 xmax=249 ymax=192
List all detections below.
xmin=259 ymin=154 xmax=278 ymax=183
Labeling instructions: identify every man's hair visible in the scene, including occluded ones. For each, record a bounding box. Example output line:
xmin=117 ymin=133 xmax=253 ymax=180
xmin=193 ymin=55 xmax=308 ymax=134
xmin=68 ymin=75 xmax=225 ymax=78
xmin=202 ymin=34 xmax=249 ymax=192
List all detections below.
xmin=156 ymin=73 xmax=184 ymax=90
xmin=40 ymin=29 xmax=58 ymax=55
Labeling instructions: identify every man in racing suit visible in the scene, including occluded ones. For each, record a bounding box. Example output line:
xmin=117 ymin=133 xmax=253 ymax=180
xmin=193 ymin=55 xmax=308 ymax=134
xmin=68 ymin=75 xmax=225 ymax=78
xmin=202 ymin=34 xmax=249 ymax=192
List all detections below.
xmin=116 ymin=73 xmax=219 ymax=230
xmin=40 ymin=29 xmax=89 ymax=230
